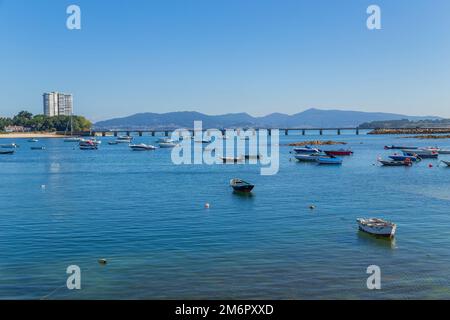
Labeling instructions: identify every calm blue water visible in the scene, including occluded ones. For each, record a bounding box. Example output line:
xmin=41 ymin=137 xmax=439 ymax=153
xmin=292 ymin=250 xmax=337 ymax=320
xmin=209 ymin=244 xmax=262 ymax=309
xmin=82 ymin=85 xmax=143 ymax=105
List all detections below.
xmin=0 ymin=133 xmax=449 ymax=299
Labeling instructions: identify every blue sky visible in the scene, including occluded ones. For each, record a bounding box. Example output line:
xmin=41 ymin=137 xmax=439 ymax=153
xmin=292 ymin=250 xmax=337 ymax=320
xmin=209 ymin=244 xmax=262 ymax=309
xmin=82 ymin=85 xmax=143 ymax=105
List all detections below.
xmin=1 ymin=0 xmax=450 ymax=121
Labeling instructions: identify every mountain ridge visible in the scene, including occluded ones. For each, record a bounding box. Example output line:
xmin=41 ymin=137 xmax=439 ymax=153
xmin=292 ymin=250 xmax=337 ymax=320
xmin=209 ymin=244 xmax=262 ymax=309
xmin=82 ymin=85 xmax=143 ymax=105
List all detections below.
xmin=94 ymin=108 xmax=442 ymax=129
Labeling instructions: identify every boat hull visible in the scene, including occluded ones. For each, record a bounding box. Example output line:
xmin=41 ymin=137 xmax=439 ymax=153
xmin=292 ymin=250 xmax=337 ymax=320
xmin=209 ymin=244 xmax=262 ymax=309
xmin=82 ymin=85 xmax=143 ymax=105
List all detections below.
xmin=0 ymin=150 xmax=15 ymax=155
xmin=357 ymin=219 xmax=396 ymax=238
xmin=316 ymin=157 xmax=343 ymax=165
xmin=324 ymin=150 xmax=353 ymax=156
xmin=294 ymin=154 xmax=320 ymax=162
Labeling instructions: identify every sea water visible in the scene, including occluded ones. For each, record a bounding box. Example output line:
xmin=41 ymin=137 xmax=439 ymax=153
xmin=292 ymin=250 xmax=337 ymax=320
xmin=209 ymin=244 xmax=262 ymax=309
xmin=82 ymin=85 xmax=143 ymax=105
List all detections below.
xmin=0 ymin=132 xmax=449 ymax=299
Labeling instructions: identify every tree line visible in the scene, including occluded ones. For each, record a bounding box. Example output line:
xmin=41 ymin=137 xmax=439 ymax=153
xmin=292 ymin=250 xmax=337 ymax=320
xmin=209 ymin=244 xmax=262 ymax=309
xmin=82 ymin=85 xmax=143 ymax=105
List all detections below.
xmin=0 ymin=111 xmax=92 ymax=132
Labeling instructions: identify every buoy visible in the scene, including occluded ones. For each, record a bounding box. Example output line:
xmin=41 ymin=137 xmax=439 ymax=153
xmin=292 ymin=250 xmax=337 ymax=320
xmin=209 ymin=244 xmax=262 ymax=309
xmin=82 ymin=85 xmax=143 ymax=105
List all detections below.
xmin=309 ymin=205 xmax=316 ymax=210
xmin=205 ymin=203 xmax=210 ymax=209
xmin=98 ymin=258 xmax=107 ymax=265
xmin=429 ymin=163 xmax=433 ymax=168
xmin=41 ymin=185 xmax=46 ymax=189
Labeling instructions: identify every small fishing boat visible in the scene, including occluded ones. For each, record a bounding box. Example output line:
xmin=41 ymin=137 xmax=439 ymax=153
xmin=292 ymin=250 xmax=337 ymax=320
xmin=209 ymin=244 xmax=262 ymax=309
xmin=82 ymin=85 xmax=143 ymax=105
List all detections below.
xmin=116 ymin=136 xmax=133 ymax=143
xmin=31 ymin=146 xmax=46 ymax=150
xmin=220 ymin=156 xmax=244 ymax=163
xmin=402 ymin=149 xmax=438 ymax=159
xmin=293 ymin=146 xmax=321 ymax=154
xmin=384 ymin=145 xmax=417 ymax=150
xmin=438 ymin=149 xmax=450 ymax=155
xmin=357 ymin=218 xmax=397 ymax=238
xmin=108 ymin=141 xmax=119 ymax=145
xmin=389 ymin=155 xmax=420 ymax=162
xmin=64 ymin=137 xmax=81 ymax=142
xmin=79 ymin=140 xmax=98 ymax=150
xmin=230 ymin=179 xmax=254 ymax=193
xmin=294 ymin=153 xmax=321 ymax=162
xmin=440 ymin=160 xmax=450 ymax=166
xmin=379 ymin=158 xmax=412 ymax=166
xmin=129 ymin=143 xmax=157 ymax=151
xmin=324 ymin=149 xmax=353 ymax=156
xmin=157 ymin=137 xmax=175 ymax=143
xmin=158 ymin=142 xmax=178 ymax=148
xmin=244 ymin=154 xmax=262 ymax=160
xmin=28 ymin=139 xmax=39 ymax=143
xmin=0 ymin=150 xmax=15 ymax=155
xmin=1 ymin=143 xmax=18 ymax=149
xmin=316 ymin=155 xmax=343 ymax=165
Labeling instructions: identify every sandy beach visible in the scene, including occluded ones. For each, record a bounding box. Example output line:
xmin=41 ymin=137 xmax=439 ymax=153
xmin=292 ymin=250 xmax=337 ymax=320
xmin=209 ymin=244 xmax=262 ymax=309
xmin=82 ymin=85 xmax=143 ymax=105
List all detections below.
xmin=0 ymin=132 xmax=66 ymax=139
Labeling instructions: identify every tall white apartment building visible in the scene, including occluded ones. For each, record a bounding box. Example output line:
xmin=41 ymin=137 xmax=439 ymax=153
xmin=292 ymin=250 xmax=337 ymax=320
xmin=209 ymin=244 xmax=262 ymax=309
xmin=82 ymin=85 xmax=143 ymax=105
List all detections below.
xmin=43 ymin=92 xmax=73 ymax=116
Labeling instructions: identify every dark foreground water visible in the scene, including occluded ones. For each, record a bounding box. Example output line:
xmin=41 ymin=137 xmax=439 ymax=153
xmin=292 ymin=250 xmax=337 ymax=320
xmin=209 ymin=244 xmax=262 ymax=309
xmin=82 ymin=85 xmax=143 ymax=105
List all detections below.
xmin=0 ymin=132 xmax=449 ymax=299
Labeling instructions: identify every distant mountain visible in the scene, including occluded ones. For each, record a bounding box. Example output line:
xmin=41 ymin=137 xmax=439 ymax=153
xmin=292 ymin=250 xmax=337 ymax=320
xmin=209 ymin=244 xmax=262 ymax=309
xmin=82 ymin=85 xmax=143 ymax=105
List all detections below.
xmin=94 ymin=108 xmax=442 ymax=130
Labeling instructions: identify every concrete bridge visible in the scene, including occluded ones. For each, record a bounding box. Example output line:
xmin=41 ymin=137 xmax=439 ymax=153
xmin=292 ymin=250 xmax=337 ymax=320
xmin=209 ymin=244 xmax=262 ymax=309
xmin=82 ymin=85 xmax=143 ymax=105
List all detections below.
xmin=90 ymin=127 xmax=366 ymax=137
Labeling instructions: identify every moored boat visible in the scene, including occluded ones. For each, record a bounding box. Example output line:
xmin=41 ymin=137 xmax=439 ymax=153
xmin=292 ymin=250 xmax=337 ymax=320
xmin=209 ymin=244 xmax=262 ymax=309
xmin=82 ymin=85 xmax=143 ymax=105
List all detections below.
xmin=294 ymin=153 xmax=321 ymax=162
xmin=402 ymin=149 xmax=438 ymax=159
xmin=31 ymin=146 xmax=46 ymax=150
xmin=64 ymin=137 xmax=81 ymax=142
xmin=1 ymin=143 xmax=18 ymax=149
xmin=379 ymin=159 xmax=412 ymax=166
xmin=0 ymin=150 xmax=15 ymax=155
xmin=220 ymin=156 xmax=244 ymax=163
xmin=28 ymin=138 xmax=39 ymax=143
xmin=129 ymin=143 xmax=157 ymax=151
xmin=357 ymin=218 xmax=397 ymax=238
xmin=158 ymin=142 xmax=178 ymax=148
xmin=316 ymin=155 xmax=343 ymax=165
xmin=230 ymin=178 xmax=254 ymax=193
xmin=79 ymin=140 xmax=98 ymax=150
xmin=116 ymin=136 xmax=133 ymax=143
xmin=388 ymin=155 xmax=420 ymax=162
xmin=324 ymin=149 xmax=353 ymax=156
xmin=293 ymin=146 xmax=321 ymax=154
xmin=384 ymin=145 xmax=417 ymax=150
xmin=437 ymin=149 xmax=450 ymax=155
xmin=440 ymin=160 xmax=450 ymax=167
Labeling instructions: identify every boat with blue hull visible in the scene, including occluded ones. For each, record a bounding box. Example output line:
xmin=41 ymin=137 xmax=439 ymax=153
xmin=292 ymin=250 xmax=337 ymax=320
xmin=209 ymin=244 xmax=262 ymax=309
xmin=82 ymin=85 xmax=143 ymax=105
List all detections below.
xmin=316 ymin=156 xmax=343 ymax=165
xmin=389 ymin=155 xmax=420 ymax=162
xmin=402 ymin=150 xmax=438 ymax=159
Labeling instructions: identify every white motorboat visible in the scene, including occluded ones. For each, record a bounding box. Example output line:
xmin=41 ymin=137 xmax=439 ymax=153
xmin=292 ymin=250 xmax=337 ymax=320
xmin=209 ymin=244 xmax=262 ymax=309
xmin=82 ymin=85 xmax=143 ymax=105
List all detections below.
xmin=64 ymin=137 xmax=81 ymax=142
xmin=116 ymin=136 xmax=133 ymax=143
xmin=293 ymin=146 xmax=321 ymax=154
xmin=157 ymin=137 xmax=175 ymax=143
xmin=357 ymin=218 xmax=397 ymax=238
xmin=28 ymin=139 xmax=39 ymax=143
xmin=440 ymin=160 xmax=450 ymax=166
xmin=129 ymin=143 xmax=157 ymax=151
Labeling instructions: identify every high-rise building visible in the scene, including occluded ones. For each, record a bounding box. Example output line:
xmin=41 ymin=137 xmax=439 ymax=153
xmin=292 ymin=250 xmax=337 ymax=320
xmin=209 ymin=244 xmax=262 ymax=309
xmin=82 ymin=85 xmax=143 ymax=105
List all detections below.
xmin=43 ymin=92 xmax=73 ymax=116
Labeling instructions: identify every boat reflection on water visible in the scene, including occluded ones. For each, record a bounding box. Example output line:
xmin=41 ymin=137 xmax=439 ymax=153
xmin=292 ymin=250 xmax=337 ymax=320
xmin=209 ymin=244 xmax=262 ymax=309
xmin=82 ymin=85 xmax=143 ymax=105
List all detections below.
xmin=357 ymin=230 xmax=397 ymax=249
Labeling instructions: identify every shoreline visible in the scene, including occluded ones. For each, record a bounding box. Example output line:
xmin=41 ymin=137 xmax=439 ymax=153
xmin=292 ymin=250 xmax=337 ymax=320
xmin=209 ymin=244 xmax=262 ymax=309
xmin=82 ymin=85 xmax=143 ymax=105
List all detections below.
xmin=0 ymin=132 xmax=66 ymax=139
xmin=368 ymin=128 xmax=450 ymax=135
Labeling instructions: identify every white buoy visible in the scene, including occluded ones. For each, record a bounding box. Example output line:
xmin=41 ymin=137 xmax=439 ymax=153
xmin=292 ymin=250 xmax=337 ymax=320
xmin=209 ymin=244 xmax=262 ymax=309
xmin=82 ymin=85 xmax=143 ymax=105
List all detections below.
xmin=205 ymin=203 xmax=210 ymax=209
xmin=98 ymin=258 xmax=107 ymax=265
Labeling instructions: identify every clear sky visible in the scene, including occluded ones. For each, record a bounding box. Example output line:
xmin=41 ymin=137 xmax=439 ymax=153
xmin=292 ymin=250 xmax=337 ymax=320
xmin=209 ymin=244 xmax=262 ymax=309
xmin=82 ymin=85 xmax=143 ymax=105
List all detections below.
xmin=1 ymin=0 xmax=450 ymax=121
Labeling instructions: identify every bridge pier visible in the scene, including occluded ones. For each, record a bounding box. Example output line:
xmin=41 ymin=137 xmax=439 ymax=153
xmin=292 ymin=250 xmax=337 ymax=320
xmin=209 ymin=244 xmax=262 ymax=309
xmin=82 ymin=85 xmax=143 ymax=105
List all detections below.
xmin=102 ymin=132 xmax=106 ymax=137
xmin=337 ymin=129 xmax=341 ymax=135
xmin=114 ymin=131 xmax=118 ymax=137
xmin=138 ymin=131 xmax=143 ymax=137
xmin=165 ymin=131 xmax=169 ymax=137
xmin=320 ymin=129 xmax=323 ymax=135
xmin=302 ymin=130 xmax=305 ymax=136
xmin=356 ymin=128 xmax=360 ymax=135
